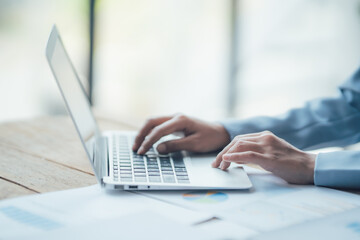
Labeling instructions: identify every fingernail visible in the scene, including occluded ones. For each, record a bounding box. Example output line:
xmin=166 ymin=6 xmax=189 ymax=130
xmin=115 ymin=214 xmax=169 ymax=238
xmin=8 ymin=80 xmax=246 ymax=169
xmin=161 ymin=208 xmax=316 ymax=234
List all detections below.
xmin=157 ymin=144 xmax=166 ymax=153
xmin=220 ymin=162 xmax=224 ymax=169
xmin=137 ymin=147 xmax=144 ymax=154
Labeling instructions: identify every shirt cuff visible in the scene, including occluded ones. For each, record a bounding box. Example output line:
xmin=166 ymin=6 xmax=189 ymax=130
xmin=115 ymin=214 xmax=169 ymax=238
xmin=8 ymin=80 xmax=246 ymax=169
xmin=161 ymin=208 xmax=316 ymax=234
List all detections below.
xmin=314 ymin=151 xmax=360 ymax=189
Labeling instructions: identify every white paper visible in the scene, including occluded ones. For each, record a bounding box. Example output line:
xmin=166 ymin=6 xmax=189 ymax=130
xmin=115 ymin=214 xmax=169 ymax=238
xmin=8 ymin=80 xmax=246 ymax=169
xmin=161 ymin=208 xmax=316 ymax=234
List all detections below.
xmin=251 ymin=207 xmax=360 ymax=240
xmin=221 ymin=186 xmax=360 ymax=232
xmin=3 ymin=210 xmax=219 ymax=240
xmin=8 ymin=211 xmax=218 ymax=240
xmin=140 ymin=174 xmax=303 ymax=214
xmin=140 ymin=173 xmax=360 ymax=233
xmin=196 ymin=219 xmax=258 ymax=240
xmin=0 ymin=185 xmax=211 ymax=239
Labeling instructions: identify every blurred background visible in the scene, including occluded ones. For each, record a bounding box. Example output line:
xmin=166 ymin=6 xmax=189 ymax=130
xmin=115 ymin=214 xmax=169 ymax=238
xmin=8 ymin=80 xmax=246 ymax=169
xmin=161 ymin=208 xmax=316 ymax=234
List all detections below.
xmin=1 ymin=0 xmax=360 ymax=126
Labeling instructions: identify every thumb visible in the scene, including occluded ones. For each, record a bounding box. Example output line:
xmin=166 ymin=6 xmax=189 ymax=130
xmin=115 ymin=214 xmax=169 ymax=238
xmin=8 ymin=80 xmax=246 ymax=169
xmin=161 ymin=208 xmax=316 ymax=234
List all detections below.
xmin=157 ymin=136 xmax=194 ymax=154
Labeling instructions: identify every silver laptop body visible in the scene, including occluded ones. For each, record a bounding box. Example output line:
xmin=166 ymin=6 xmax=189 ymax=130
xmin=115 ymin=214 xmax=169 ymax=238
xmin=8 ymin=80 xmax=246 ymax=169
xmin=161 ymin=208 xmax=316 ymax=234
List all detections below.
xmin=45 ymin=25 xmax=252 ymax=190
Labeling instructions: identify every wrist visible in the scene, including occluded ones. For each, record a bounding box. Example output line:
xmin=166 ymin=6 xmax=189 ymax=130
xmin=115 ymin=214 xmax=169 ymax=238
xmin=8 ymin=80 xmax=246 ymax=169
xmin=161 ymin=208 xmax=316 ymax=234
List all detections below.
xmin=214 ymin=123 xmax=231 ymax=146
xmin=304 ymin=152 xmax=316 ymax=184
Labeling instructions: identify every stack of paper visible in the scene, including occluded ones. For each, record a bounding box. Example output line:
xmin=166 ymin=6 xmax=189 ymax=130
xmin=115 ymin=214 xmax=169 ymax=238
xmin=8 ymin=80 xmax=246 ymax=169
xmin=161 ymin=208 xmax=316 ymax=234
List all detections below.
xmin=1 ymin=166 xmax=360 ymax=239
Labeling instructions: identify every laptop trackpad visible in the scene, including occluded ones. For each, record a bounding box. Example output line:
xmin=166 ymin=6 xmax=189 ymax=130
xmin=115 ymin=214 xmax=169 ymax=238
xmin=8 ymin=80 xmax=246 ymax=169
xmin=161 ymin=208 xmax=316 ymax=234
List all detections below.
xmin=187 ymin=153 xmax=252 ymax=189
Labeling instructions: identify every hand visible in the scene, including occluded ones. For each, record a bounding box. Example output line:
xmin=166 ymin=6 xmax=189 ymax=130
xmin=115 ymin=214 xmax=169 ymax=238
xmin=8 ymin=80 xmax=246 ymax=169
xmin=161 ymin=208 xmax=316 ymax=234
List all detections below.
xmin=132 ymin=114 xmax=231 ymax=155
xmin=212 ymin=131 xmax=316 ymax=185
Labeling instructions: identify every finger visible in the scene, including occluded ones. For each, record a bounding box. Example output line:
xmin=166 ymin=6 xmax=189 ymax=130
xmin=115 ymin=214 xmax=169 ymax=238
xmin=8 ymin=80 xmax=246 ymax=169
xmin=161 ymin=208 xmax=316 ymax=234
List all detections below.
xmin=212 ymin=139 xmax=237 ymax=168
xmin=222 ymin=151 xmax=266 ymax=166
xmin=220 ymin=161 xmax=231 ymax=170
xmin=225 ymin=140 xmax=263 ymax=155
xmin=231 ymin=131 xmax=274 ymax=142
xmin=212 ymin=135 xmax=262 ymax=168
xmin=132 ymin=116 xmax=172 ymax=151
xmin=156 ymin=135 xmax=197 ymax=154
xmin=137 ymin=117 xmax=187 ymax=154
xmin=219 ymin=140 xmax=261 ymax=170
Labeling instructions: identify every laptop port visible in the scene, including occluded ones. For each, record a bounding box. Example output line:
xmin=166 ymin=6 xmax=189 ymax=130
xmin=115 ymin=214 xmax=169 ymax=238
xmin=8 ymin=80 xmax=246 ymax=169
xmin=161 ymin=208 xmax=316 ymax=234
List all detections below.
xmin=128 ymin=185 xmax=138 ymax=189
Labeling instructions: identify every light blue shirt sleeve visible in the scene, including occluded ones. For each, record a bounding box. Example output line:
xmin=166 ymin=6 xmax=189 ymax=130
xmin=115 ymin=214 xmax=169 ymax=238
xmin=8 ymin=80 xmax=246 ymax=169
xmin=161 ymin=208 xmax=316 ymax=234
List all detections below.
xmin=221 ymin=67 xmax=360 ymax=189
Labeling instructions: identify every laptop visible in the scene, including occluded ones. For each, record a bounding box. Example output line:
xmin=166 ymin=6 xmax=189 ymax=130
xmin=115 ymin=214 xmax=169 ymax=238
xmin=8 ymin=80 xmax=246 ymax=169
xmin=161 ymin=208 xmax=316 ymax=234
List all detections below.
xmin=45 ymin=25 xmax=252 ymax=190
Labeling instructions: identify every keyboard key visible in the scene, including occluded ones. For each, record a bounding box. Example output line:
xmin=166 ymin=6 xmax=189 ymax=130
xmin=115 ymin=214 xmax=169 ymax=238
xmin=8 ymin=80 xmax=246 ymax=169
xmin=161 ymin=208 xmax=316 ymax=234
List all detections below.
xmin=120 ymin=177 xmax=133 ymax=182
xmin=147 ymin=164 xmax=159 ymax=168
xmin=118 ymin=154 xmax=129 ymax=158
xmin=119 ymin=166 xmax=132 ymax=170
xmin=120 ymin=174 xmax=132 ymax=178
xmin=162 ymin=175 xmax=175 ymax=183
xmin=147 ymin=161 xmax=158 ymax=164
xmin=120 ymin=162 xmax=132 ymax=165
xmin=148 ymin=172 xmax=160 ymax=176
xmin=133 ymin=164 xmax=145 ymax=168
xmin=173 ymin=164 xmax=185 ymax=168
xmin=120 ymin=167 xmax=132 ymax=170
xmin=162 ymin=171 xmax=174 ymax=175
xmin=161 ymin=163 xmax=172 ymax=167
xmin=119 ymin=160 xmax=131 ymax=163
xmin=119 ymin=161 xmax=131 ymax=164
xmin=133 ymin=163 xmax=144 ymax=166
xmin=135 ymin=177 xmax=147 ymax=182
xmin=134 ymin=173 xmax=146 ymax=177
xmin=147 ymin=167 xmax=159 ymax=170
xmin=177 ymin=179 xmax=190 ymax=184
xmin=175 ymin=172 xmax=188 ymax=176
xmin=160 ymin=162 xmax=170 ymax=165
xmin=133 ymin=160 xmax=144 ymax=164
xmin=174 ymin=168 xmax=187 ymax=172
xmin=161 ymin=167 xmax=173 ymax=171
xmin=176 ymin=176 xmax=189 ymax=180
xmin=146 ymin=155 xmax=157 ymax=159
xmin=149 ymin=176 xmax=161 ymax=182
xmin=171 ymin=152 xmax=183 ymax=160
xmin=147 ymin=168 xmax=160 ymax=172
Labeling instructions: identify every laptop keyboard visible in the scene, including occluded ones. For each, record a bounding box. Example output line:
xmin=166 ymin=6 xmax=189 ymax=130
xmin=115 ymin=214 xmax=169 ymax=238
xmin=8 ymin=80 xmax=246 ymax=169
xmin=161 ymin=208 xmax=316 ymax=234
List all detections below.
xmin=112 ymin=135 xmax=190 ymax=184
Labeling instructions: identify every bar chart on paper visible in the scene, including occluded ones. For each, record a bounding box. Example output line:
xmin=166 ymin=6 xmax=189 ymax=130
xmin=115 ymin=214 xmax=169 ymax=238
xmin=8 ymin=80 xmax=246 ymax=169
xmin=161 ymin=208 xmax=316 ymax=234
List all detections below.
xmin=0 ymin=205 xmax=64 ymax=239
xmin=0 ymin=206 xmax=62 ymax=230
xmin=183 ymin=191 xmax=228 ymax=204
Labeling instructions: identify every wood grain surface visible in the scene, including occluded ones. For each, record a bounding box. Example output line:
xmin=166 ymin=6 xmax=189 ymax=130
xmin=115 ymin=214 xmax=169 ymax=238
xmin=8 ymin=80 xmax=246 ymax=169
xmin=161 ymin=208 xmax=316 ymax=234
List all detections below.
xmin=0 ymin=115 xmax=136 ymax=200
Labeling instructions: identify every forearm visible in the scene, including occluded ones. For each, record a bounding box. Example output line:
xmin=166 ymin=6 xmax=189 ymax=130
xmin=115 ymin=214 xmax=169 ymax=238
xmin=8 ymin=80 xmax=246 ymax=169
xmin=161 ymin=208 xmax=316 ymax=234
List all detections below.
xmin=221 ymin=92 xmax=360 ymax=150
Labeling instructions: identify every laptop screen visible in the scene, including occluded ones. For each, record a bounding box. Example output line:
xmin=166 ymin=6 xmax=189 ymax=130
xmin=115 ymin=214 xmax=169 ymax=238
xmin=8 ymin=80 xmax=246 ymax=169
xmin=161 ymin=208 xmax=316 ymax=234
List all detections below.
xmin=46 ymin=26 xmax=100 ymax=168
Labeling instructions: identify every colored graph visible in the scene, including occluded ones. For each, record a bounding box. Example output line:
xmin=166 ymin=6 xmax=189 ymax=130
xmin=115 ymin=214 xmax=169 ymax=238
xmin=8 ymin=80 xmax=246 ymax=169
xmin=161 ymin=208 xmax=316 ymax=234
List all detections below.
xmin=183 ymin=191 xmax=228 ymax=204
xmin=0 ymin=206 xmax=62 ymax=230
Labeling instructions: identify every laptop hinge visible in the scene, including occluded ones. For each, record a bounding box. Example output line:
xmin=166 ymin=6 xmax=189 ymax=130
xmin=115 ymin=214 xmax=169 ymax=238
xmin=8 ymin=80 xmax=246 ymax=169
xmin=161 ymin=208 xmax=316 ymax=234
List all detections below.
xmin=93 ymin=136 xmax=109 ymax=181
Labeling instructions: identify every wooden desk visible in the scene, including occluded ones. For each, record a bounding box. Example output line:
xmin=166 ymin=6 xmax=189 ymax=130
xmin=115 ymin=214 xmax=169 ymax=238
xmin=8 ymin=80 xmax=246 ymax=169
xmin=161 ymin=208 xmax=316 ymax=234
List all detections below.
xmin=0 ymin=116 xmax=136 ymax=200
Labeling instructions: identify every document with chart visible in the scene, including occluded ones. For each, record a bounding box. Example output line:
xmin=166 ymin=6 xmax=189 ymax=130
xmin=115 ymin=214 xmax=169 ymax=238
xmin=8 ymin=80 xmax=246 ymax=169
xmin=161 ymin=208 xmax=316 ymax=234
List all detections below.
xmin=141 ymin=171 xmax=360 ymax=233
